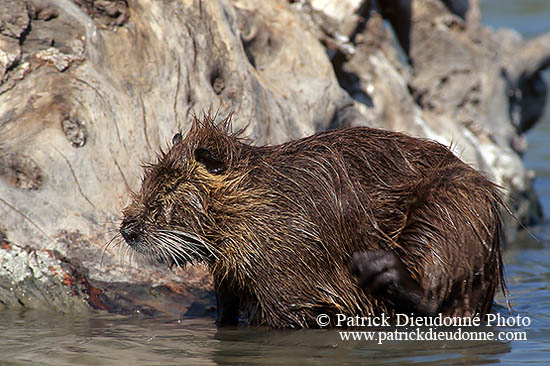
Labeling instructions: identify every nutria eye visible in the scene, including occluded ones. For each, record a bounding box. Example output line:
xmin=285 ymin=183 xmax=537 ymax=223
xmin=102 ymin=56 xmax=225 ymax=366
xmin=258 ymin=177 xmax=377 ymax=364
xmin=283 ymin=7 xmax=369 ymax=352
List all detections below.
xmin=194 ymin=147 xmax=226 ymax=174
xmin=172 ymin=133 xmax=182 ymax=145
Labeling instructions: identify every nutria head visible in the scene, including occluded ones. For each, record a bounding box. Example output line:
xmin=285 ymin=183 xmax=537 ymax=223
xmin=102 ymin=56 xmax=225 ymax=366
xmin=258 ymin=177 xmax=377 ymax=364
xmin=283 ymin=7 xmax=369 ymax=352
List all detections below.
xmin=119 ymin=115 xmax=247 ymax=267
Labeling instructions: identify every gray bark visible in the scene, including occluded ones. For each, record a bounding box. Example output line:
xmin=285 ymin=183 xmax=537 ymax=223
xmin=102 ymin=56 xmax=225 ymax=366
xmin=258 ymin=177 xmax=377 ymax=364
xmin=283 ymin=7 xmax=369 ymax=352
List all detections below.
xmin=0 ymin=0 xmax=548 ymax=314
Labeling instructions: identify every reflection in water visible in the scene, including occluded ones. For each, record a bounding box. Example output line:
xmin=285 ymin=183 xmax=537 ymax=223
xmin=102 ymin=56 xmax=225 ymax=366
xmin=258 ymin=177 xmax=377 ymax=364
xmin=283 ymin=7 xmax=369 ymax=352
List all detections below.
xmin=0 ymin=312 xmax=219 ymax=365
xmin=212 ymin=325 xmax=513 ymax=366
xmin=5 ymin=306 xmax=547 ymax=365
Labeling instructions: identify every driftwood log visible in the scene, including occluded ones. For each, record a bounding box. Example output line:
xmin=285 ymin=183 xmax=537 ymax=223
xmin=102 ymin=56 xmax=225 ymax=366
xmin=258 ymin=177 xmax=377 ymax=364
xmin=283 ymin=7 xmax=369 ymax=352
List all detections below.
xmin=0 ymin=0 xmax=548 ymax=314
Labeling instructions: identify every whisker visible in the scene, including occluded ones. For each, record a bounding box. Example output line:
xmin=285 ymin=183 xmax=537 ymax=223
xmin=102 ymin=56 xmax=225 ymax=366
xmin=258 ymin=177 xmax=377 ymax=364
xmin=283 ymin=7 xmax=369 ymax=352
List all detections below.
xmin=157 ymin=229 xmax=222 ymax=260
xmin=155 ymin=232 xmax=196 ymax=265
xmin=101 ymin=233 xmax=122 ymax=265
xmin=154 ymin=238 xmax=174 ymax=267
xmin=156 ymin=231 xmax=202 ymax=258
xmin=154 ymin=235 xmax=185 ymax=268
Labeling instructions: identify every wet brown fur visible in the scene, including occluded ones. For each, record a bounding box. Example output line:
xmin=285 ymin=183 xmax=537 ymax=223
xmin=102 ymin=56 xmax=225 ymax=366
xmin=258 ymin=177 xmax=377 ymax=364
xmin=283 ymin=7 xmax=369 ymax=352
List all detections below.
xmin=120 ymin=114 xmax=506 ymax=328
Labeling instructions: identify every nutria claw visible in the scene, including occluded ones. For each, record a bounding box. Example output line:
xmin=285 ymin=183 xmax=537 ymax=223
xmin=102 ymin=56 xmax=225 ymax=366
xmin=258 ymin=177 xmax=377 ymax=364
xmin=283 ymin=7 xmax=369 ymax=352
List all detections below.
xmin=351 ymin=250 xmax=405 ymax=291
xmin=351 ymin=250 xmax=438 ymax=316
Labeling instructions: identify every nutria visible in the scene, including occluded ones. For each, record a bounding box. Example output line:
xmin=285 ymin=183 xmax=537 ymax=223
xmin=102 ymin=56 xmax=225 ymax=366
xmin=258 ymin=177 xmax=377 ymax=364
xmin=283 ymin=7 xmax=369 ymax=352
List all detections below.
xmin=119 ymin=114 xmax=505 ymax=328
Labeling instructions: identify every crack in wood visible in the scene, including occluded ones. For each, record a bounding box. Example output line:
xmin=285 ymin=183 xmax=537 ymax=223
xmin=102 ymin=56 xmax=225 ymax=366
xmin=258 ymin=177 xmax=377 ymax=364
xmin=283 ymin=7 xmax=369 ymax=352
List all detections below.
xmin=75 ymin=78 xmax=107 ymax=104
xmin=174 ymin=58 xmax=182 ymax=125
xmin=110 ymin=148 xmax=132 ymax=195
xmin=54 ymin=147 xmax=97 ymax=210
xmin=139 ymin=94 xmax=153 ymax=154
xmin=0 ymin=196 xmax=53 ymax=243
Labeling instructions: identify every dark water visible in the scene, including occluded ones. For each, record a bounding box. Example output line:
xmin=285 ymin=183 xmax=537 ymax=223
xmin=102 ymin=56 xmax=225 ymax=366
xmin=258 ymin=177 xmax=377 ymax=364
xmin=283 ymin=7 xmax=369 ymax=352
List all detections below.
xmin=2 ymin=1 xmax=550 ymax=365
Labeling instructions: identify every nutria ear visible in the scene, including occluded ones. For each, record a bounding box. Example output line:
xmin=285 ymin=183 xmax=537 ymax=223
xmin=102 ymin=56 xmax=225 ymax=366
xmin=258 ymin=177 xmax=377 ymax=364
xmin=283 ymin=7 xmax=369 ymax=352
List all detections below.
xmin=194 ymin=147 xmax=226 ymax=174
xmin=172 ymin=133 xmax=182 ymax=145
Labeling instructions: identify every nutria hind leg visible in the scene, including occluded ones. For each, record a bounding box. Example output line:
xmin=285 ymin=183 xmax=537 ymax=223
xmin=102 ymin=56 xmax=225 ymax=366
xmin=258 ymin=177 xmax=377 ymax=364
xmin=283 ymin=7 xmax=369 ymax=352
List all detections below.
xmin=351 ymin=250 xmax=438 ymax=316
xmin=214 ymin=279 xmax=240 ymax=326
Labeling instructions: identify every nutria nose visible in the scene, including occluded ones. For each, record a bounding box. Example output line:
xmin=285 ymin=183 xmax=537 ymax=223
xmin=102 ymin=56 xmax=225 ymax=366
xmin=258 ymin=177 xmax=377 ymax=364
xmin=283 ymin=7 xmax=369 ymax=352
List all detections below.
xmin=120 ymin=222 xmax=143 ymax=246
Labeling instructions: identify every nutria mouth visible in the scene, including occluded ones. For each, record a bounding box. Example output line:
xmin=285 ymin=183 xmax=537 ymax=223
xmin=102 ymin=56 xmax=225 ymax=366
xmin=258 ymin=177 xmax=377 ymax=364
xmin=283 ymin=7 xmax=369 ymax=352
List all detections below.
xmin=119 ymin=114 xmax=505 ymax=328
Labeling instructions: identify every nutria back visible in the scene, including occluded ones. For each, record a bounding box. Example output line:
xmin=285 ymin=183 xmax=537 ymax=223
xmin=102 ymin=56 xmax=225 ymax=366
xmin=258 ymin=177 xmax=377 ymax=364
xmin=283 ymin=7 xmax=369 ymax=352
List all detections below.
xmin=120 ymin=114 xmax=505 ymax=328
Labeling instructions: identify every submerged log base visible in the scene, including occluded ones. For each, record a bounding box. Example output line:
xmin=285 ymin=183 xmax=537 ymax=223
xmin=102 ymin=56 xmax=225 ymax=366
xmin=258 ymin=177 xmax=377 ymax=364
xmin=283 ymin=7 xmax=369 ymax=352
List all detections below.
xmin=0 ymin=239 xmax=215 ymax=316
xmin=0 ymin=0 xmax=548 ymax=314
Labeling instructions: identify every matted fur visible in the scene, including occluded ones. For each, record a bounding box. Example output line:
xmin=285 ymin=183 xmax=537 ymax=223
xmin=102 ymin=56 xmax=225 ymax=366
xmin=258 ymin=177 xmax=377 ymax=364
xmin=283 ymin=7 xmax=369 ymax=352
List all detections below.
xmin=120 ymin=114 xmax=505 ymax=328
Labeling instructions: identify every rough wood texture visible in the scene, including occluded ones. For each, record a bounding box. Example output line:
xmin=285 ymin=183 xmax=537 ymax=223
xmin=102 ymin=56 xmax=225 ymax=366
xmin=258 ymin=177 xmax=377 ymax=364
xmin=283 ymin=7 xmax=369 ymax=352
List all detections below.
xmin=0 ymin=0 xmax=548 ymax=314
